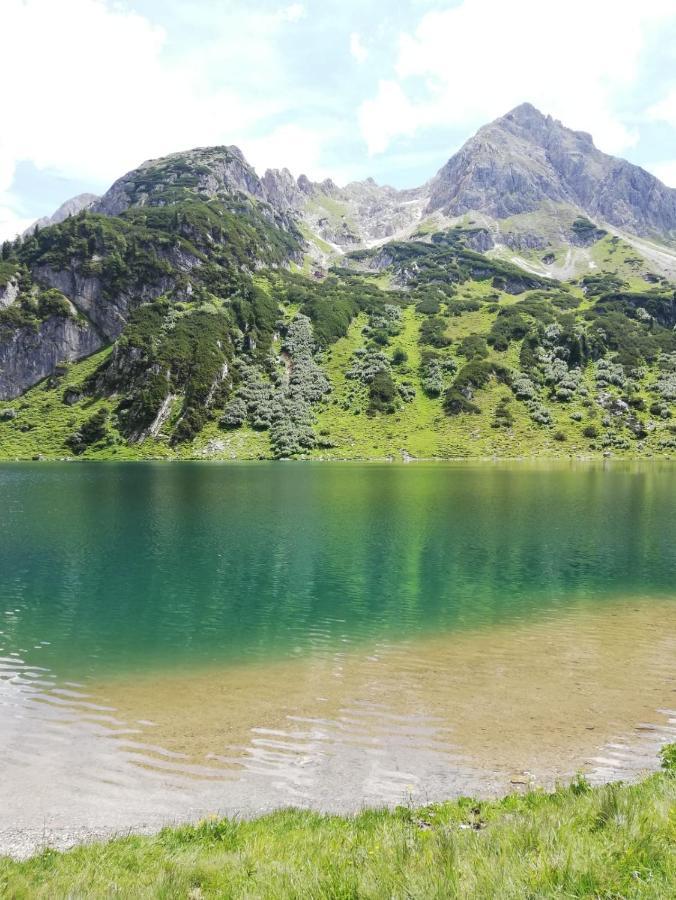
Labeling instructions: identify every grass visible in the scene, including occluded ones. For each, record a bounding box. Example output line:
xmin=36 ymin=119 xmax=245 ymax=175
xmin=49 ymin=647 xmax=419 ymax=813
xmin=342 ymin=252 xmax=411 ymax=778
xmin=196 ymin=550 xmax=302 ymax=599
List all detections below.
xmin=587 ymin=235 xmax=660 ymax=290
xmin=297 ymin=221 xmax=335 ymax=257
xmin=2 ymin=297 xmax=674 ymax=461
xmin=1 ymin=750 xmax=674 ymax=898
xmin=309 ymin=304 xmax=675 ymax=461
xmin=307 ymin=194 xmax=353 ymax=225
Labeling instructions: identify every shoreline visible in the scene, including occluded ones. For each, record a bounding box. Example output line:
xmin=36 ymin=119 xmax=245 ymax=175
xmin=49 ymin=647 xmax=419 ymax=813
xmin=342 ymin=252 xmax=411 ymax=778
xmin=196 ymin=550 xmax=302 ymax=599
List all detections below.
xmin=1 ymin=452 xmax=675 ymax=463
xmin=3 ymin=599 xmax=674 ymax=861
xmin=1 ymin=755 xmax=674 ymax=898
xmin=0 ymin=752 xmax=671 ymax=861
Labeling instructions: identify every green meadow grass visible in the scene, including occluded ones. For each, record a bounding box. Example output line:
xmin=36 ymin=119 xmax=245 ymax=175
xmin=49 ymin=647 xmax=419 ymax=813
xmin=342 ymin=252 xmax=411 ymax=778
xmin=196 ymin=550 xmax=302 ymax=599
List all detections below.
xmin=2 ymin=748 xmax=674 ymax=899
xmin=1 ymin=296 xmax=674 ymax=462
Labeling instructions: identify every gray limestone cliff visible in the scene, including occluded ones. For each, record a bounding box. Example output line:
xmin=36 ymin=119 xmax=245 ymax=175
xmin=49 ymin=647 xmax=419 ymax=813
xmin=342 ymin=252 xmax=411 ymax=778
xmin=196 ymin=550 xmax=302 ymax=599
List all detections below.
xmin=0 ymin=316 xmax=102 ymax=400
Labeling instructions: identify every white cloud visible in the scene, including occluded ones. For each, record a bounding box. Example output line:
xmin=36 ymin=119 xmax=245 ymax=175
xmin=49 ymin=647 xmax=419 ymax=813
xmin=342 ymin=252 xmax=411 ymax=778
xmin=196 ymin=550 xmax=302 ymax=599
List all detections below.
xmin=0 ymin=0 xmax=317 ymax=240
xmin=647 ymin=87 xmax=676 ymax=127
xmin=280 ymin=3 xmax=305 ymax=23
xmin=350 ymin=32 xmax=368 ymax=63
xmin=647 ymin=160 xmax=676 ymax=187
xmin=0 ymin=207 xmax=34 ymax=244
xmin=243 ymin=124 xmax=334 ymax=181
xmin=359 ymin=0 xmax=676 ymax=156
xmin=359 ymin=81 xmax=420 ymax=155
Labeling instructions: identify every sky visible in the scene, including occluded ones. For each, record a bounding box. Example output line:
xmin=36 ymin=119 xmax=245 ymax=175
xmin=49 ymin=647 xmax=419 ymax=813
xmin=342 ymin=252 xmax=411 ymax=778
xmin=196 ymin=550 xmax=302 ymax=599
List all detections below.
xmin=2 ymin=0 xmax=676 ymax=240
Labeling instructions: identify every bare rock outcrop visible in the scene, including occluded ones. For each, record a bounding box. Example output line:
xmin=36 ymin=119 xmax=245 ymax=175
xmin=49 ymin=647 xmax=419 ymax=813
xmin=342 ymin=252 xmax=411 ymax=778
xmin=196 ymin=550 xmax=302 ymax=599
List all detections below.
xmin=0 ymin=316 xmax=102 ymax=400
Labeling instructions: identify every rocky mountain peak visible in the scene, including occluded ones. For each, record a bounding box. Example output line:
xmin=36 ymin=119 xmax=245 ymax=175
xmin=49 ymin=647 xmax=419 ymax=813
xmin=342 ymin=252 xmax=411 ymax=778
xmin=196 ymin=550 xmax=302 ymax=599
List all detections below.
xmin=92 ymin=144 xmax=267 ymax=217
xmin=428 ymin=103 xmax=676 ymax=237
xmin=500 ymin=101 xmax=550 ymax=130
xmin=496 ymin=104 xmax=596 ymax=158
xmin=24 ymin=193 xmax=99 ymax=236
xmin=297 ymin=174 xmax=314 ymax=194
xmin=261 ymin=167 xmax=304 ymax=210
xmin=23 ymin=103 xmax=676 ymax=264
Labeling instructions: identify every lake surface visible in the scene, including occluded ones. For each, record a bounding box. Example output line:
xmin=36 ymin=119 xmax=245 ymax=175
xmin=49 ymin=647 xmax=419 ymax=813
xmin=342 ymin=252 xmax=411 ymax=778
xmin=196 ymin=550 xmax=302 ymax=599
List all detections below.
xmin=1 ymin=461 xmax=675 ymax=854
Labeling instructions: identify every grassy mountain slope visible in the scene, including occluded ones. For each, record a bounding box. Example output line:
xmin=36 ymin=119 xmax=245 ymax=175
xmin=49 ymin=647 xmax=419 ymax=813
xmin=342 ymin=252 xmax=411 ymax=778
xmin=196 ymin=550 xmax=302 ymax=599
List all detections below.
xmin=2 ymin=125 xmax=676 ymax=463
xmin=1 ymin=213 xmax=675 ymax=460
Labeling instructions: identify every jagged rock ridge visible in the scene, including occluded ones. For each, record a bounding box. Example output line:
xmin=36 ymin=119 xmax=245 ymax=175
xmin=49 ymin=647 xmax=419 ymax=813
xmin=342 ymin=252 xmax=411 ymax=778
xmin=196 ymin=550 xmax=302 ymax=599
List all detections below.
xmin=30 ymin=104 xmax=676 ymax=251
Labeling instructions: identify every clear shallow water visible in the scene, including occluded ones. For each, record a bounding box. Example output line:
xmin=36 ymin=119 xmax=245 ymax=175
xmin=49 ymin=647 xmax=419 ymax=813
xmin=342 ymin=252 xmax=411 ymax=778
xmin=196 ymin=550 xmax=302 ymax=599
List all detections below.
xmin=1 ymin=461 xmax=675 ymax=680
xmin=0 ymin=461 xmax=675 ymax=855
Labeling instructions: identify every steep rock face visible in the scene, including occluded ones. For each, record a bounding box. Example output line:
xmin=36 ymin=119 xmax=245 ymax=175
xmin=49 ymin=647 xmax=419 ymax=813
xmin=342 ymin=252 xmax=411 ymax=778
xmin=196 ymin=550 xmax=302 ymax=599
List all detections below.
xmin=0 ymin=316 xmax=102 ymax=400
xmin=428 ymin=105 xmax=570 ymax=217
xmin=33 ymin=245 xmax=200 ymax=342
xmin=428 ymin=103 xmax=676 ymax=236
xmin=0 ymin=278 xmax=19 ymax=309
xmin=339 ymin=180 xmax=428 ymax=245
xmin=588 ymin=164 xmax=676 ymax=235
xmin=259 ymin=169 xmax=429 ymax=248
xmin=0 ymin=245 xmax=204 ymax=400
xmin=32 ymin=265 xmax=120 ymax=340
xmin=261 ymin=167 xmax=309 ymax=211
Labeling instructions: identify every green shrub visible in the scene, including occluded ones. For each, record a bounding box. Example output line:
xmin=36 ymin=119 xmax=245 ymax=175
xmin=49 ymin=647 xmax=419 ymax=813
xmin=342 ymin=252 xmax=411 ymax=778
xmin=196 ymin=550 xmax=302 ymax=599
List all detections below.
xmin=492 ymin=398 xmax=514 ymax=429
xmin=487 ymin=308 xmax=529 ymax=351
xmin=368 ymin=371 xmax=397 ymax=414
xmin=660 ymin=743 xmax=676 ymax=771
xmin=415 ymin=295 xmax=441 ymax=315
xmin=419 ymin=316 xmax=451 ymax=348
xmin=458 ymin=334 xmax=488 ymax=360
xmin=37 ymin=289 xmax=72 ymax=319
xmin=443 ymin=388 xmax=480 ymax=416
xmin=66 ymin=408 xmax=109 ymax=454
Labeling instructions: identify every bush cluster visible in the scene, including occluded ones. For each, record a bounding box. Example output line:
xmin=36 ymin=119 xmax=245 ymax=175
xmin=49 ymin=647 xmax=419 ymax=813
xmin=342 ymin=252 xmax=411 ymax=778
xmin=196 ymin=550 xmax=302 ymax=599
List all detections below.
xmin=365 ymin=304 xmax=402 ymax=346
xmin=655 ymin=353 xmax=676 ymax=404
xmin=221 ymin=315 xmax=330 ymax=456
xmin=595 ymin=359 xmax=626 ymax=389
xmin=419 ymin=316 xmax=451 ymax=348
xmin=492 ymin=397 xmax=514 ymax=429
xmin=512 ymin=373 xmax=536 ymax=400
xmin=420 ymin=351 xmax=456 ymax=397
xmin=367 ymin=371 xmax=397 ymax=415
xmin=443 ymin=361 xmax=511 ymax=416
xmin=346 ymin=348 xmax=390 ymax=384
xmin=543 ymin=358 xmax=583 ymax=401
xmin=458 ymin=334 xmax=488 ymax=360
xmin=66 ymin=408 xmax=110 ymax=454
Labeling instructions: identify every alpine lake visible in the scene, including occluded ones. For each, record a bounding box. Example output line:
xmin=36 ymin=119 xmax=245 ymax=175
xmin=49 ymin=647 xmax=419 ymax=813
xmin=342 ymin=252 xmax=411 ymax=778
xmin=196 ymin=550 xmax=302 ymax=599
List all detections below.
xmin=1 ymin=461 xmax=674 ymax=852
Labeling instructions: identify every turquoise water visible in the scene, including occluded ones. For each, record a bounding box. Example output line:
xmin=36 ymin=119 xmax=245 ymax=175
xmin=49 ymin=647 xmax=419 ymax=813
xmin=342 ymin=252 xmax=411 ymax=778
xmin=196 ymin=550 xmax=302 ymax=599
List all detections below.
xmin=1 ymin=461 xmax=675 ymax=682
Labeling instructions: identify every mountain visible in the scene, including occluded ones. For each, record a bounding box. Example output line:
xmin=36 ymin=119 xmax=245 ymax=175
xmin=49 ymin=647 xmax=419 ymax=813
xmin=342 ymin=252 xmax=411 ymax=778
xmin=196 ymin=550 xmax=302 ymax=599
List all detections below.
xmin=26 ymin=104 xmax=676 ymax=264
xmin=427 ymin=103 xmax=676 ymax=236
xmin=92 ymin=146 xmax=269 ymax=217
xmin=24 ymin=193 xmax=99 ymax=236
xmin=1 ymin=104 xmax=675 ymax=460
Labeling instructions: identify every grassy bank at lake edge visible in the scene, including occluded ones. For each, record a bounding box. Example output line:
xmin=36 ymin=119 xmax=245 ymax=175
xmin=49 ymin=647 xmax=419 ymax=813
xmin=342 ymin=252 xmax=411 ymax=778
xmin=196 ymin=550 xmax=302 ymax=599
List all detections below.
xmin=2 ymin=747 xmax=674 ymax=899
